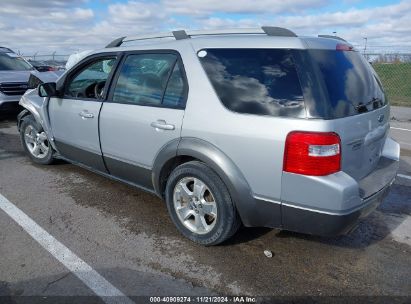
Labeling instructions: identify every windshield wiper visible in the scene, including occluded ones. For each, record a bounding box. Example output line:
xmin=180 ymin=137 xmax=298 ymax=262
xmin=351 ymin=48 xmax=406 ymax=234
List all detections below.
xmin=354 ymin=97 xmax=382 ymax=113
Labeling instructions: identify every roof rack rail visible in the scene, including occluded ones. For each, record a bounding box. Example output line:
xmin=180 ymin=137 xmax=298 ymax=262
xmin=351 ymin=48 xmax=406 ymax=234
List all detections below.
xmin=105 ymin=26 xmax=297 ymax=48
xmin=318 ymin=35 xmax=347 ymax=42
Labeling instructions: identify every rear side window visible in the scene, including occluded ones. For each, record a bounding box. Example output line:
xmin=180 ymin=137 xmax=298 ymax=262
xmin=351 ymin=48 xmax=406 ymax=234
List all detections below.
xmin=112 ymin=53 xmax=186 ymax=108
xmin=198 ymin=49 xmax=305 ymax=117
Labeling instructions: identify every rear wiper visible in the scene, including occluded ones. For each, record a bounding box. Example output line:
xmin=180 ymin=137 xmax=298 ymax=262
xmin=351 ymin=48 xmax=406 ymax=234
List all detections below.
xmin=354 ymin=97 xmax=382 ymax=113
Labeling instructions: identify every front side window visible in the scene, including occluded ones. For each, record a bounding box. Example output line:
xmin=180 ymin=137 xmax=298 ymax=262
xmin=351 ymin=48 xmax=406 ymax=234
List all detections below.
xmin=198 ymin=49 xmax=305 ymax=117
xmin=0 ymin=53 xmax=33 ymax=71
xmin=112 ymin=53 xmax=186 ymax=107
xmin=65 ymin=57 xmax=116 ymax=99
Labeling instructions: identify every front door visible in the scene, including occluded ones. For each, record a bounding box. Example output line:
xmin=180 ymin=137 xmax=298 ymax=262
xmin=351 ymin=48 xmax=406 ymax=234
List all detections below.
xmin=99 ymin=52 xmax=188 ymax=189
xmin=49 ymin=55 xmax=118 ymax=171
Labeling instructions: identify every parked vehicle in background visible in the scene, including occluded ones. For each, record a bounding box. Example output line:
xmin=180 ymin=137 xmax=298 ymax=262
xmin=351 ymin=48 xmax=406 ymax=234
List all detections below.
xmin=17 ymin=27 xmax=400 ymax=245
xmin=0 ymin=47 xmax=14 ymax=53
xmin=28 ymin=60 xmax=58 ymax=72
xmin=43 ymin=60 xmax=66 ymax=71
xmin=0 ymin=47 xmax=33 ymax=112
xmin=28 ymin=59 xmax=66 ymax=72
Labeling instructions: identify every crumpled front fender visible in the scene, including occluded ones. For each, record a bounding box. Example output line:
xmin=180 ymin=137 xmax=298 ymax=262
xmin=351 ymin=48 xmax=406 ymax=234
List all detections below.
xmin=18 ymin=88 xmax=57 ymax=150
xmin=19 ymin=89 xmax=42 ymax=126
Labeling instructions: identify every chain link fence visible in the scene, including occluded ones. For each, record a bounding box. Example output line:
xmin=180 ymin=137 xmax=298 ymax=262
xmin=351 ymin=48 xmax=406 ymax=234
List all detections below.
xmin=27 ymin=53 xmax=70 ymax=61
xmin=22 ymin=53 xmax=70 ymax=68
xmin=365 ymin=53 xmax=411 ymax=107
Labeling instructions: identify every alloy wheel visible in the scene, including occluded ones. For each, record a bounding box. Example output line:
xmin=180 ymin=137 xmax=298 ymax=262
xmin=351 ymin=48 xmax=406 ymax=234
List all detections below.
xmin=173 ymin=177 xmax=218 ymax=235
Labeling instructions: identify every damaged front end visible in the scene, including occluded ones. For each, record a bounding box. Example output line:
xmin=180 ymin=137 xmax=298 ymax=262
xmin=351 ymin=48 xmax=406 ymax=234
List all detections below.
xmin=18 ymin=87 xmax=57 ymax=150
xmin=18 ymin=70 xmax=64 ymax=151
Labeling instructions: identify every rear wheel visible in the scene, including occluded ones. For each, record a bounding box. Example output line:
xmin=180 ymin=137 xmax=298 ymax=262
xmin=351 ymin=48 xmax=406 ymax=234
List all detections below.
xmin=165 ymin=161 xmax=241 ymax=245
xmin=20 ymin=115 xmax=54 ymax=165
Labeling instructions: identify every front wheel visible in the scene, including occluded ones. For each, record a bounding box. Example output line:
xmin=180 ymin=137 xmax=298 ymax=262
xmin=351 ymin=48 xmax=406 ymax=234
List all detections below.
xmin=165 ymin=161 xmax=241 ymax=245
xmin=20 ymin=115 xmax=54 ymax=165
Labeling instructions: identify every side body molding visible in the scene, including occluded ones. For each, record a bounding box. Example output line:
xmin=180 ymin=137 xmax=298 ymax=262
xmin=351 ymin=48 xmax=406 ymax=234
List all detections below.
xmin=152 ymin=137 xmax=282 ymax=227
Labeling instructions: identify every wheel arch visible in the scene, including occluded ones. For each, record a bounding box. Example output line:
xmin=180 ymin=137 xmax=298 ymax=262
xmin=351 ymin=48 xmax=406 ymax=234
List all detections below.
xmin=17 ymin=91 xmax=45 ymax=132
xmin=17 ymin=109 xmax=35 ymax=131
xmin=152 ymin=137 xmax=262 ymax=226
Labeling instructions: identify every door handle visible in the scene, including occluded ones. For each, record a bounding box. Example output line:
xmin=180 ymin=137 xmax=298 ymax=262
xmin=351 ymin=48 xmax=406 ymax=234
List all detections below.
xmin=79 ymin=111 xmax=94 ymax=119
xmin=150 ymin=120 xmax=175 ymax=131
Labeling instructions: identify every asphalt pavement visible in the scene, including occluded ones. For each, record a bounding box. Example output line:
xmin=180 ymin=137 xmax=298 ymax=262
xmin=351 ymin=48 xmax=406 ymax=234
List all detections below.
xmin=0 ymin=110 xmax=410 ymax=302
xmin=390 ymin=106 xmax=411 ymax=151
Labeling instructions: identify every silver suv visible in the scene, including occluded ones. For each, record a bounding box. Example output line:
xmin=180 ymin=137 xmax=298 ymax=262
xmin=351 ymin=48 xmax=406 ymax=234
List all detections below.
xmin=18 ymin=27 xmax=399 ymax=245
xmin=0 ymin=47 xmax=33 ymax=112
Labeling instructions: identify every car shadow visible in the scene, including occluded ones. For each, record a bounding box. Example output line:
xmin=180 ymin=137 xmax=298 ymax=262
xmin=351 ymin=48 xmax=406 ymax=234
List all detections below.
xmin=0 ymin=110 xmax=19 ymax=123
xmin=222 ymin=226 xmax=274 ymax=246
xmin=273 ymin=183 xmax=410 ymax=249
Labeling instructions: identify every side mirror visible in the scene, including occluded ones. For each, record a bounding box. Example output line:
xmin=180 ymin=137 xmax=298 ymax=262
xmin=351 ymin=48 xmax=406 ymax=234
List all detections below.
xmin=38 ymin=82 xmax=57 ymax=97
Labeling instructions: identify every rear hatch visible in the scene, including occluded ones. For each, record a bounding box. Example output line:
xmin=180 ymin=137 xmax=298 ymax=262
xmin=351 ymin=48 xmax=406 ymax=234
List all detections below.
xmin=295 ymin=41 xmax=389 ymax=182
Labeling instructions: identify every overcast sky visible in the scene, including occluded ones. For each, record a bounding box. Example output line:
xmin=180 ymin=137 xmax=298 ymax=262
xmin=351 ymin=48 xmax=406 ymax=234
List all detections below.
xmin=0 ymin=0 xmax=410 ymax=55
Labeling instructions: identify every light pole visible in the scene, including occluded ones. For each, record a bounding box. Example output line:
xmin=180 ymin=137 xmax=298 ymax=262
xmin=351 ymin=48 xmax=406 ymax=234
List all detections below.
xmin=363 ymin=37 xmax=368 ymax=55
xmin=363 ymin=37 xmax=368 ymax=57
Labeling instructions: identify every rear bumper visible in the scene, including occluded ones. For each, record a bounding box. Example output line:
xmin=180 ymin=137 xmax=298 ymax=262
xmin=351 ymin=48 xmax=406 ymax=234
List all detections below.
xmin=281 ymin=180 xmax=393 ymax=236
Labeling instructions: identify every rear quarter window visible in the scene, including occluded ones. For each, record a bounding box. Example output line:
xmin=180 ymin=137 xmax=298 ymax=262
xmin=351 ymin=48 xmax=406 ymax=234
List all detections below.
xmin=198 ymin=49 xmax=306 ymax=118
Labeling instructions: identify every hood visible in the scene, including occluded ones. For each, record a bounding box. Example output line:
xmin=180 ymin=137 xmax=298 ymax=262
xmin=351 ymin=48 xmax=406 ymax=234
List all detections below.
xmin=0 ymin=70 xmax=31 ymax=83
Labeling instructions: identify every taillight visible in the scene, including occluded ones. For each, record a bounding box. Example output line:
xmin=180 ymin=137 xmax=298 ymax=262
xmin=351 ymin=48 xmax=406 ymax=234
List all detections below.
xmin=336 ymin=43 xmax=354 ymax=51
xmin=283 ymin=131 xmax=341 ymax=176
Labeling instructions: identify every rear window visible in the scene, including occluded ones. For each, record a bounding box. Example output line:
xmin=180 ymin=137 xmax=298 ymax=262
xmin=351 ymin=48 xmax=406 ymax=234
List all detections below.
xmin=198 ymin=49 xmax=306 ymax=117
xmin=301 ymin=49 xmax=386 ymax=118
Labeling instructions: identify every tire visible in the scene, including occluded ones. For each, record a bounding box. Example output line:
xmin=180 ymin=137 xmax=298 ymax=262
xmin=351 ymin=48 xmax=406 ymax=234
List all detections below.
xmin=20 ymin=114 xmax=54 ymax=165
xmin=165 ymin=161 xmax=241 ymax=246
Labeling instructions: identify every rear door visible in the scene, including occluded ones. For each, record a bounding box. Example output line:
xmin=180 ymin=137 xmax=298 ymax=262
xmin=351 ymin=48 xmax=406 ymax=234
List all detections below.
xmin=99 ymin=51 xmax=187 ymax=189
xmin=48 ymin=54 xmax=118 ymax=171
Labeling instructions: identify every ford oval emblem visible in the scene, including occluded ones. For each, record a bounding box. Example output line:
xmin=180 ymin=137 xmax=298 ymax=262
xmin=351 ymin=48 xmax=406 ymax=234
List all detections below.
xmin=377 ymin=114 xmax=384 ymax=123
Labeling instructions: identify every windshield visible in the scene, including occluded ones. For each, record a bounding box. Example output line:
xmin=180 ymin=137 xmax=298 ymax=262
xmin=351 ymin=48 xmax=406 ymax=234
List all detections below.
xmin=0 ymin=53 xmax=33 ymax=71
